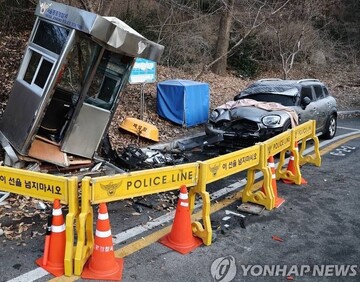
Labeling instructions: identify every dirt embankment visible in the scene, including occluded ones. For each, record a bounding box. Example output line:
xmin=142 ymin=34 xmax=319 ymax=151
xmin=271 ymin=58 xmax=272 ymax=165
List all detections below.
xmin=108 ymin=64 xmax=360 ymax=151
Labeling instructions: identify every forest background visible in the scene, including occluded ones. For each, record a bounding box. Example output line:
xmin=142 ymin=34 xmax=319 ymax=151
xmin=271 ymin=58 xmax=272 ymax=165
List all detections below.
xmin=0 ymin=0 xmax=359 ymax=149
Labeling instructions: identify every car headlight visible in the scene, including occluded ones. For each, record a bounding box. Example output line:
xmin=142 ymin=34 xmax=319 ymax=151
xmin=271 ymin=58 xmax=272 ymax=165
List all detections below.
xmin=210 ymin=110 xmax=219 ymax=120
xmin=262 ymin=115 xmax=281 ymax=126
xmin=210 ymin=109 xmax=225 ymax=120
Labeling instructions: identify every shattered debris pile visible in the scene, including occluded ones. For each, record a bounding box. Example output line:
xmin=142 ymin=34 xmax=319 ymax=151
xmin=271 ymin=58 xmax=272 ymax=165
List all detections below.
xmin=114 ymin=145 xmax=189 ymax=171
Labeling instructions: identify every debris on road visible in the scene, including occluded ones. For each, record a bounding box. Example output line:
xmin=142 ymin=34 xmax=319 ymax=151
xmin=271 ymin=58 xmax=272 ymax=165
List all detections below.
xmin=271 ymin=235 xmax=284 ymax=242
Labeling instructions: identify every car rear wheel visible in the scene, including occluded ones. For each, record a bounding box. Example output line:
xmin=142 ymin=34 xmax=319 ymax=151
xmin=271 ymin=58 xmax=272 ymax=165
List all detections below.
xmin=321 ymin=114 xmax=337 ymax=139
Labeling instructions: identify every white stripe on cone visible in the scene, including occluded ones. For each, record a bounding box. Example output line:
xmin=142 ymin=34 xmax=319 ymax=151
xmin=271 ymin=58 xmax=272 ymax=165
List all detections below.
xmin=52 ymin=208 xmax=62 ymax=216
xmin=98 ymin=213 xmax=109 ymax=220
xmin=179 ymin=193 xmax=188 ymax=200
xmin=52 ymin=224 xmax=65 ymax=233
xmin=95 ymin=229 xmax=112 ymax=238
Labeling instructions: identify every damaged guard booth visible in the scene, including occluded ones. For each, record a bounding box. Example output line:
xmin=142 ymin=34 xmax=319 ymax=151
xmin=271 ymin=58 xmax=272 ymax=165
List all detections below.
xmin=0 ymin=0 xmax=163 ymax=167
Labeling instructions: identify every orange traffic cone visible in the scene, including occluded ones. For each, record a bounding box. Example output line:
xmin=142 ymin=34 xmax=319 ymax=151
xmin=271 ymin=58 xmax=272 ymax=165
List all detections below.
xmin=282 ymin=143 xmax=308 ymax=185
xmin=159 ymin=185 xmax=202 ymax=254
xmin=81 ymin=203 xmax=124 ymax=281
xmin=262 ymin=156 xmax=285 ymax=208
xmin=36 ymin=199 xmax=66 ymax=277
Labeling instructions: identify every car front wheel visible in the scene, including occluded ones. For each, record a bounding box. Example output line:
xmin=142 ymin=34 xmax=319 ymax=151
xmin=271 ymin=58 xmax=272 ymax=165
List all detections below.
xmin=321 ymin=114 xmax=337 ymax=139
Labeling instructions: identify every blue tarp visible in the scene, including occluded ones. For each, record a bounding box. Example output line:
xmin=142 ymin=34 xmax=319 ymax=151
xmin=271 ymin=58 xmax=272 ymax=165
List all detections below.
xmin=157 ymin=80 xmax=210 ymax=127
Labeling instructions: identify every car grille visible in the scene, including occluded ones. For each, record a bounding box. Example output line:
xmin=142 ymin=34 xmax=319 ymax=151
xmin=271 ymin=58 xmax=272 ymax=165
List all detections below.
xmin=230 ymin=119 xmax=259 ymax=132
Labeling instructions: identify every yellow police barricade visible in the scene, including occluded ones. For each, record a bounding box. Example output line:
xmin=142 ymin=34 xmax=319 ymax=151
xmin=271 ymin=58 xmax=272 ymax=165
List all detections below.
xmin=74 ymin=163 xmax=199 ymax=275
xmin=0 ymin=166 xmax=79 ymax=276
xmin=295 ymin=120 xmax=322 ymax=167
xmin=194 ymin=144 xmax=265 ymax=244
xmin=259 ymin=130 xmax=292 ymax=208
xmin=238 ymin=144 xmax=275 ymax=210
xmin=276 ymin=120 xmax=321 ymax=184
xmin=74 ymin=177 xmax=94 ymax=276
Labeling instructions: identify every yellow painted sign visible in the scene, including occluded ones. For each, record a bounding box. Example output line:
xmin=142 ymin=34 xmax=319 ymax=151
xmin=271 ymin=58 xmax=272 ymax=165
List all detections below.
xmin=91 ymin=163 xmax=198 ymax=203
xmin=294 ymin=121 xmax=313 ymax=141
xmin=0 ymin=166 xmax=68 ymax=202
xmin=202 ymin=145 xmax=260 ymax=183
xmin=263 ymin=130 xmax=291 ymax=157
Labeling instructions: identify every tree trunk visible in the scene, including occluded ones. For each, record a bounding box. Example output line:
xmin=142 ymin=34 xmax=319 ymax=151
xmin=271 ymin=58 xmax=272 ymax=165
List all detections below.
xmin=211 ymin=0 xmax=234 ymax=76
xmin=101 ymin=0 xmax=115 ymax=16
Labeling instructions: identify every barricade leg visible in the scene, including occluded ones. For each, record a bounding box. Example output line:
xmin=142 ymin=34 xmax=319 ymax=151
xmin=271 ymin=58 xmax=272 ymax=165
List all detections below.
xmin=299 ymin=137 xmax=322 ymax=167
xmin=191 ymin=190 xmax=212 ymax=246
xmin=276 ymin=142 xmax=306 ymax=185
xmin=74 ymin=177 xmax=94 ymax=276
xmin=64 ymin=177 xmax=79 ymax=276
xmin=261 ymin=156 xmax=285 ymax=208
xmin=242 ymin=167 xmax=275 ymax=210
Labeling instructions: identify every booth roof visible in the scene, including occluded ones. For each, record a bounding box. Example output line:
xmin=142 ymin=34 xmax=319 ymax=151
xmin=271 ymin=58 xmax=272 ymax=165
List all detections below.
xmin=35 ymin=0 xmax=164 ymax=62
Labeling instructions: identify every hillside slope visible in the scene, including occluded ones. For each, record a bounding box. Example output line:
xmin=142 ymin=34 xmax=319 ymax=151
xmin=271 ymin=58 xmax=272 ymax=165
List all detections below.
xmin=0 ymin=31 xmax=359 ymax=151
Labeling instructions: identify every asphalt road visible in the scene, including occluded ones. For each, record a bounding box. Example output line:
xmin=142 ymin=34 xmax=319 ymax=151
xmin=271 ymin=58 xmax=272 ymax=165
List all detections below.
xmin=1 ymin=117 xmax=359 ymax=282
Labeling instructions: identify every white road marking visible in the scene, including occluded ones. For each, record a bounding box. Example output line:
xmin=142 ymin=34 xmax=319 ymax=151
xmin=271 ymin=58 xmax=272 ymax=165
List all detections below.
xmin=337 ymin=126 xmax=360 ymax=132
xmin=7 ymin=268 xmax=49 ymax=282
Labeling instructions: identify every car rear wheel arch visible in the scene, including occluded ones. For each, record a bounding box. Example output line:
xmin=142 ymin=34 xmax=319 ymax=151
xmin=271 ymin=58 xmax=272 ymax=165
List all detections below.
xmin=321 ymin=113 xmax=337 ymax=139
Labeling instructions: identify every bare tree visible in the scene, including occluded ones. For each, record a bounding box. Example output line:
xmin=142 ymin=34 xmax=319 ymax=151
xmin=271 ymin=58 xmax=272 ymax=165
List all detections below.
xmin=276 ymin=26 xmax=305 ymax=79
xmin=211 ymin=0 xmax=235 ymax=76
xmin=53 ymin=0 xmax=115 ymax=15
xmin=199 ymin=0 xmax=291 ymax=78
xmin=264 ymin=0 xmax=329 ymax=78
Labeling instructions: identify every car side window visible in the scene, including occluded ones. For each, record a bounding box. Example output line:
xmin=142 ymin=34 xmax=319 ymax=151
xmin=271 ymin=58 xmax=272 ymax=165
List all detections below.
xmin=300 ymin=87 xmax=313 ymax=101
xmin=314 ymin=85 xmax=324 ymax=100
xmin=322 ymin=86 xmax=329 ymax=97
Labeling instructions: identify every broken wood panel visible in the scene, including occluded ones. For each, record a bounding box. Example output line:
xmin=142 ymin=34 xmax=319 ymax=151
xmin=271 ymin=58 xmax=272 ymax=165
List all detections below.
xmin=28 ymin=138 xmax=69 ymax=167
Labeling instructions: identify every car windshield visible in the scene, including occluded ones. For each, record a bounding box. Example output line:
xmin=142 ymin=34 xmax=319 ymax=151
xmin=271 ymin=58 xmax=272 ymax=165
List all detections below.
xmin=240 ymin=93 xmax=297 ymax=106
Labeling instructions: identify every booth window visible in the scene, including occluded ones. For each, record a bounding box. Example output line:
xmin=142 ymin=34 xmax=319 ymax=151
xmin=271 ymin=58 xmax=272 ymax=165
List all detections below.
xmin=34 ymin=59 xmax=53 ymax=88
xmin=33 ymin=20 xmax=69 ymax=55
xmin=56 ymin=35 xmax=102 ymax=102
xmin=23 ymin=50 xmax=54 ymax=89
xmin=85 ymin=51 xmax=132 ymax=110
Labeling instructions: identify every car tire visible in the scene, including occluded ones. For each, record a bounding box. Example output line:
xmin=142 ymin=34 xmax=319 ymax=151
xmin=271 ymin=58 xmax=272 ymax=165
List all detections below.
xmin=321 ymin=114 xmax=337 ymax=139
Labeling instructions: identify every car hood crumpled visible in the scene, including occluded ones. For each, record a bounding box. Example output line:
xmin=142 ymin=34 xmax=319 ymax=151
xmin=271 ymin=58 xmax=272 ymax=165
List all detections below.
xmin=212 ymin=99 xmax=299 ymax=127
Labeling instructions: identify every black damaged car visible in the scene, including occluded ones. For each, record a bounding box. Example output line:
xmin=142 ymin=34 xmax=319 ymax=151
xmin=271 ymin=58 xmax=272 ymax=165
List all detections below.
xmin=205 ymin=79 xmax=337 ymax=147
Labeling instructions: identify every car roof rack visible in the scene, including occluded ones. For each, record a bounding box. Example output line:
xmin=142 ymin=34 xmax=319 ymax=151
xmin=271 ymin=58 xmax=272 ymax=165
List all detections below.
xmin=296 ymin=79 xmax=320 ymax=83
xmin=257 ymin=78 xmax=283 ymax=82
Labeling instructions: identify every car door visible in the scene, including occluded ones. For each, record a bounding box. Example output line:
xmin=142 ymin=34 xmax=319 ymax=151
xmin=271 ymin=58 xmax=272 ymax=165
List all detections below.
xmin=298 ymin=86 xmax=318 ymax=126
xmin=313 ymin=85 xmax=329 ymax=129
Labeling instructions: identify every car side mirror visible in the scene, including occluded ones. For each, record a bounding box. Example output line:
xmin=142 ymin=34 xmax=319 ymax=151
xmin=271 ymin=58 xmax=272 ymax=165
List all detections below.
xmin=301 ymin=97 xmax=311 ymax=108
